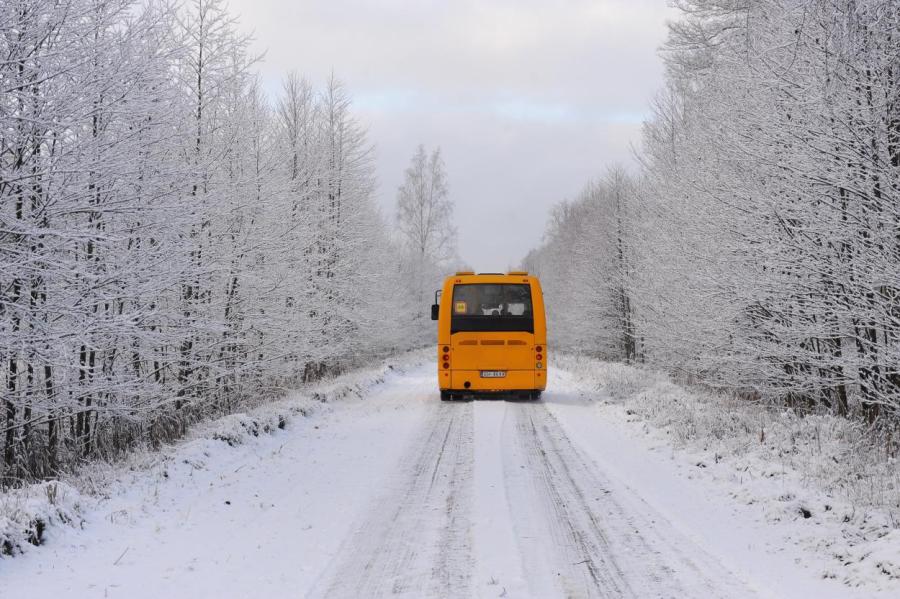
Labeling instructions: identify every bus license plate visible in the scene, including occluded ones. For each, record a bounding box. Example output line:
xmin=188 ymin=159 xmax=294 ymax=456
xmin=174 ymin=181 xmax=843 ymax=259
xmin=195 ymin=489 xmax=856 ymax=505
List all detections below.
xmin=480 ymin=370 xmax=506 ymax=378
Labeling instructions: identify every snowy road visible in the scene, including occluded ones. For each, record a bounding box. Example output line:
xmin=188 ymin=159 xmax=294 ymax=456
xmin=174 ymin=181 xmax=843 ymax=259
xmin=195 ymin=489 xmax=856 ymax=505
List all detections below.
xmin=311 ymin=391 xmax=754 ymax=598
xmin=1 ymin=361 xmax=868 ymax=598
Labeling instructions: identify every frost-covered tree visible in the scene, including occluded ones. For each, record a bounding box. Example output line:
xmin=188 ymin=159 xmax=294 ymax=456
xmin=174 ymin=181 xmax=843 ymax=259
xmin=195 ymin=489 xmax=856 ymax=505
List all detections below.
xmin=523 ymin=168 xmax=639 ymax=362
xmin=0 ymin=0 xmax=191 ymax=477
xmin=527 ymin=0 xmax=900 ymax=425
xmin=397 ymin=145 xmax=455 ymax=262
xmin=395 ymin=145 xmax=456 ymax=341
xmin=1 ymin=0 xmax=417 ymax=484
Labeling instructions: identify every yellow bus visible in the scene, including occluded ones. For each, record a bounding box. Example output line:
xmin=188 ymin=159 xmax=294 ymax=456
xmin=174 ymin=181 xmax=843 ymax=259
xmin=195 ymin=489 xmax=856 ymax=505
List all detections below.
xmin=431 ymin=271 xmax=547 ymax=400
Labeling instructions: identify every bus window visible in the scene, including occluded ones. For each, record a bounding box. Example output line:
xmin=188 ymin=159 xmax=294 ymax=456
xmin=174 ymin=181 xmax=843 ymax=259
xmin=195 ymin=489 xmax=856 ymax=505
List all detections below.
xmin=451 ymin=284 xmax=534 ymax=333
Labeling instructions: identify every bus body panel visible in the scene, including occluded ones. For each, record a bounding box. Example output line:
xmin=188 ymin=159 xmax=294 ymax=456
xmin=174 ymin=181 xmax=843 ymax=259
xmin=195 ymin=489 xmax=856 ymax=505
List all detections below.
xmin=436 ymin=273 xmax=547 ymax=395
xmin=449 ymin=332 xmax=534 ymax=371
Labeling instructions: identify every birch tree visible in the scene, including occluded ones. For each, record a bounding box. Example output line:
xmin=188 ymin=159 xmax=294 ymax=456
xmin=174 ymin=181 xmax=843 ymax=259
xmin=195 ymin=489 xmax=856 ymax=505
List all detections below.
xmin=395 ymin=145 xmax=456 ymax=340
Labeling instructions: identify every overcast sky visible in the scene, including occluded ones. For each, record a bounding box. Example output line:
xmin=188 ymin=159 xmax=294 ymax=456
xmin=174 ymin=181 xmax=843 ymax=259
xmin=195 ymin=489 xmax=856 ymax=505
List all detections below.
xmin=230 ymin=0 xmax=675 ymax=272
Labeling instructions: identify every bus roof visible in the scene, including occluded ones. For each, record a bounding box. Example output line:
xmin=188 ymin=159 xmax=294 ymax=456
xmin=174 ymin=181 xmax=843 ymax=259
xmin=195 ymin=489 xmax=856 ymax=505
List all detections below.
xmin=453 ymin=270 xmax=530 ymax=277
xmin=446 ymin=272 xmax=538 ymax=284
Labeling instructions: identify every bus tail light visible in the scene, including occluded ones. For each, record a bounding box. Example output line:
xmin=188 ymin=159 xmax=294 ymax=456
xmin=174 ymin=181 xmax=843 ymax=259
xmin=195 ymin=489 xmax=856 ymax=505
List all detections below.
xmin=536 ymin=362 xmax=543 ymax=369
xmin=442 ymin=354 xmax=450 ymax=361
xmin=443 ymin=346 xmax=449 ymax=353
xmin=443 ymin=362 xmax=450 ymax=369
xmin=536 ymin=353 xmax=543 ymax=361
xmin=536 ymin=345 xmax=543 ymax=353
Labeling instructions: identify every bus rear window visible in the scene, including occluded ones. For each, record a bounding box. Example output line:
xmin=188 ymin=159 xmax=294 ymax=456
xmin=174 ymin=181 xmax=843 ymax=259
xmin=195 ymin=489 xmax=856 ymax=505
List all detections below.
xmin=451 ymin=284 xmax=533 ymax=333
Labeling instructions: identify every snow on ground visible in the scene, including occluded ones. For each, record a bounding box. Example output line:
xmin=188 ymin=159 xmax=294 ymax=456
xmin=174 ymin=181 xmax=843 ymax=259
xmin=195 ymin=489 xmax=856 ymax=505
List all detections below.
xmin=0 ymin=351 xmax=429 ymax=582
xmin=0 ymin=480 xmax=84 ymax=558
xmin=2 ymin=354 xmax=897 ymax=598
xmin=552 ymin=353 xmax=900 ymax=595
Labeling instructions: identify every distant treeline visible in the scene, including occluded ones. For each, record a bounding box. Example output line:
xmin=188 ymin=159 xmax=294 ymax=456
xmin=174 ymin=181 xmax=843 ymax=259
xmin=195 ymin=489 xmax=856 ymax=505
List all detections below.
xmin=525 ymin=1 xmax=900 ymax=426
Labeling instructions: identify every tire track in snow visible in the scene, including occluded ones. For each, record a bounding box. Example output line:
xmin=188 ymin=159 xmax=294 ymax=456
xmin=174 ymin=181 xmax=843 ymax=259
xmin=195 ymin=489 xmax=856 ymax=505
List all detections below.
xmin=512 ymin=402 xmax=634 ymax=598
xmin=512 ymin=401 xmax=756 ymax=599
xmin=312 ymin=400 xmax=474 ymax=599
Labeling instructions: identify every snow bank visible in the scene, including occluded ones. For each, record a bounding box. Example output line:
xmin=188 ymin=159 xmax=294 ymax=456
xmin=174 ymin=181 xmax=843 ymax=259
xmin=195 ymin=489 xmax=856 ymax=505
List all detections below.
xmin=553 ymin=353 xmax=900 ymax=591
xmin=0 ymin=349 xmax=429 ymax=560
xmin=189 ymin=350 xmax=427 ymax=449
xmin=0 ymin=481 xmax=84 ymax=557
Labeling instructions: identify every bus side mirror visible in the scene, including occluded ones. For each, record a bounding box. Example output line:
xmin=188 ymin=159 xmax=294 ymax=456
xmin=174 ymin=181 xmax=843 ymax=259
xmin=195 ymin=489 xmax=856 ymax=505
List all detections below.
xmin=431 ymin=304 xmax=439 ymax=321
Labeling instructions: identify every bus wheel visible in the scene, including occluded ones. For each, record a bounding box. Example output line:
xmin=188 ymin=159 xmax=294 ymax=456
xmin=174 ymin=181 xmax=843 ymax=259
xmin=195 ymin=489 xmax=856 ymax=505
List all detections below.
xmin=441 ymin=390 xmax=452 ymax=401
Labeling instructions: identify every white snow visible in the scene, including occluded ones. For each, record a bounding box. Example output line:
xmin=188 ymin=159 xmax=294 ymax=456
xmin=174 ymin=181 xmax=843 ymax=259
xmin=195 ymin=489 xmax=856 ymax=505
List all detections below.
xmin=551 ymin=353 xmax=900 ymax=596
xmin=471 ymin=402 xmax=530 ymax=597
xmin=0 ymin=352 xmax=431 ymax=595
xmin=2 ymin=355 xmax=898 ymax=598
xmin=0 ymin=481 xmax=84 ymax=558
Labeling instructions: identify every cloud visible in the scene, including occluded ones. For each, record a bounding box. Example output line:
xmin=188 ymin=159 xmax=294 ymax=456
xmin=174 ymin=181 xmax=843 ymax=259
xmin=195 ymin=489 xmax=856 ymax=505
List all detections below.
xmin=490 ymin=99 xmax=573 ymax=123
xmin=230 ymin=0 xmax=675 ymax=270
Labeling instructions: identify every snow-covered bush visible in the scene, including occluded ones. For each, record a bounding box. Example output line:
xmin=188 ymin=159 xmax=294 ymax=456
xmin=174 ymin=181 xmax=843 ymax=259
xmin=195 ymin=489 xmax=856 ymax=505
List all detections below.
xmin=0 ymin=482 xmax=83 ymax=557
